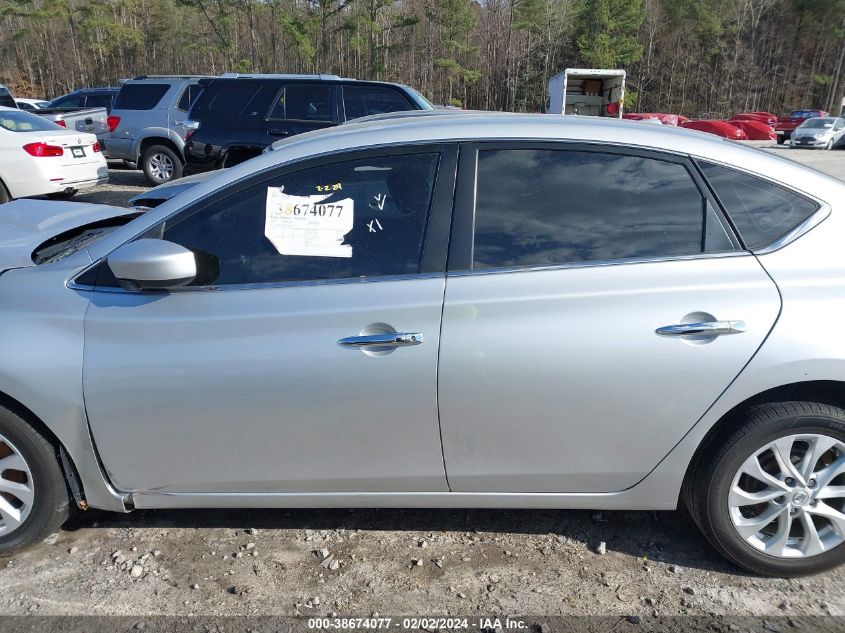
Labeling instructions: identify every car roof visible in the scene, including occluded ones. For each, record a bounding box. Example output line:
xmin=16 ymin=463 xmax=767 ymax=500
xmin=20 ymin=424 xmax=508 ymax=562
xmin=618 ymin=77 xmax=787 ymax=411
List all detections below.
xmin=201 ymin=74 xmax=418 ymax=89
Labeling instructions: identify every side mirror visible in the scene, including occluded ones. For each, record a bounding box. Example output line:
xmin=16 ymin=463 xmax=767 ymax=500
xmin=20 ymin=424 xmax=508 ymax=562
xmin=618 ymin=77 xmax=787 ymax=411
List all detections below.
xmin=107 ymin=239 xmax=197 ymax=291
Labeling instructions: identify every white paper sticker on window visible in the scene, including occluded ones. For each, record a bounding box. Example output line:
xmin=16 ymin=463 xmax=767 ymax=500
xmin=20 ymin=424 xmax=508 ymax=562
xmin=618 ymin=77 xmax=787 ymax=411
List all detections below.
xmin=265 ymin=188 xmax=353 ymax=258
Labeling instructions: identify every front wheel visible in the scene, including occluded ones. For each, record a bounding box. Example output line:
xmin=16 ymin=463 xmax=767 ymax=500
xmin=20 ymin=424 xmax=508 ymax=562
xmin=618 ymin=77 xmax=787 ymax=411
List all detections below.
xmin=0 ymin=407 xmax=71 ymax=556
xmin=141 ymin=145 xmax=183 ymax=186
xmin=687 ymin=402 xmax=845 ymax=576
xmin=776 ymin=135 xmax=786 ymax=145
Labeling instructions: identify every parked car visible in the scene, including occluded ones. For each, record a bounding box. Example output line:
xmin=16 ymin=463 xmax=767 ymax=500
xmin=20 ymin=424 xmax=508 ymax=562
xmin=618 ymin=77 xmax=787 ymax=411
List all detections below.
xmin=788 ymin=117 xmax=845 ymax=150
xmin=0 ymin=85 xmax=15 ymax=109
xmin=183 ymin=74 xmax=433 ymax=176
xmin=681 ymin=119 xmax=748 ymax=140
xmin=1 ymin=114 xmax=845 ymax=577
xmin=31 ymin=107 xmax=109 ymax=143
xmin=0 ymin=106 xmax=107 ymax=203
xmin=14 ymin=99 xmax=50 ymax=111
xmin=775 ymin=109 xmax=828 ymax=144
xmin=48 ymin=87 xmax=120 ymax=113
xmin=728 ymin=119 xmax=777 ymax=141
xmin=105 ymin=76 xmax=209 ymax=185
xmin=731 ymin=112 xmax=777 ymax=128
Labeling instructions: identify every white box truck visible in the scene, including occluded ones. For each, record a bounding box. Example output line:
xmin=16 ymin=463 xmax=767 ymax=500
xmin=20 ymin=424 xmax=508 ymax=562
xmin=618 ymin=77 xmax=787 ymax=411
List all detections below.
xmin=548 ymin=68 xmax=626 ymax=118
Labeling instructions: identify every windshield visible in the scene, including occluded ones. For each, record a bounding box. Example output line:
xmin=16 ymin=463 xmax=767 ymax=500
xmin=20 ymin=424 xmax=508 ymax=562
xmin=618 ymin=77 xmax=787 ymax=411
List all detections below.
xmin=0 ymin=109 xmax=64 ymax=132
xmin=789 ymin=110 xmax=820 ymax=119
xmin=799 ymin=118 xmax=835 ymax=129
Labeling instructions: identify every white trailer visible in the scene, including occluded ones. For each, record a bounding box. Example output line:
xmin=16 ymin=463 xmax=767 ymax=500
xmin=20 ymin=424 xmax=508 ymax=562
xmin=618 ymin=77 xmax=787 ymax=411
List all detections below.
xmin=548 ymin=68 xmax=626 ymax=118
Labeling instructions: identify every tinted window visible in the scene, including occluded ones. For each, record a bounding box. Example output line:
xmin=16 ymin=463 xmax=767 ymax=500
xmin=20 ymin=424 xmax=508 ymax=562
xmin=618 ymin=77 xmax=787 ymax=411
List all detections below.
xmin=343 ymin=86 xmax=414 ymax=120
xmin=177 ymin=84 xmax=202 ymax=111
xmin=85 ymin=93 xmax=114 ymax=110
xmin=472 ymin=149 xmax=730 ymax=269
xmin=113 ymin=84 xmax=169 ymax=110
xmin=17 ymin=102 xmax=35 ymax=110
xmin=699 ymin=162 xmax=819 ymax=249
xmin=0 ymin=87 xmax=16 ymax=108
xmin=191 ymin=81 xmax=275 ymax=121
xmin=160 ymin=152 xmax=440 ymax=286
xmin=269 ymin=84 xmax=333 ymax=121
xmin=50 ymin=94 xmax=84 ymax=108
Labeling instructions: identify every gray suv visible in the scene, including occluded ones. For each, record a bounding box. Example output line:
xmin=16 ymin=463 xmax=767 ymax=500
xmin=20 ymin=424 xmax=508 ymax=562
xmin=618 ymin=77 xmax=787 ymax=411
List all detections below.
xmin=104 ymin=76 xmax=208 ymax=185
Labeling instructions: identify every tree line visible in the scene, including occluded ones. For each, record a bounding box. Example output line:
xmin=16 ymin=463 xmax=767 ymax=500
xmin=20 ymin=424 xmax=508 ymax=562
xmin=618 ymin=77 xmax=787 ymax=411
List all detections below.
xmin=1 ymin=0 xmax=844 ymax=118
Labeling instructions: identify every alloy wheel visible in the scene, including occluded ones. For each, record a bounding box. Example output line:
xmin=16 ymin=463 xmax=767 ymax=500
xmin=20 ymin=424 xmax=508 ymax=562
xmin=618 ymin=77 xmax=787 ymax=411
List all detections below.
xmin=0 ymin=433 xmax=35 ymax=537
xmin=728 ymin=433 xmax=845 ymax=558
xmin=149 ymin=152 xmax=175 ymax=181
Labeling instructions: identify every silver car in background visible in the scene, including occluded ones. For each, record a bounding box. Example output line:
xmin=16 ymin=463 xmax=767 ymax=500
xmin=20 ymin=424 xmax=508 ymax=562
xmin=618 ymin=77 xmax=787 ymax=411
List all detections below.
xmin=789 ymin=116 xmax=845 ymax=149
xmin=1 ymin=114 xmax=845 ymax=577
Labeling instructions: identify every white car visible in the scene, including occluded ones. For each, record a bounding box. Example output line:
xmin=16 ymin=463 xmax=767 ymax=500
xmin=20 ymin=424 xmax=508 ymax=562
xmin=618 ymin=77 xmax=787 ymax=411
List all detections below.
xmin=14 ymin=98 xmax=50 ymax=111
xmin=0 ymin=106 xmax=108 ymax=203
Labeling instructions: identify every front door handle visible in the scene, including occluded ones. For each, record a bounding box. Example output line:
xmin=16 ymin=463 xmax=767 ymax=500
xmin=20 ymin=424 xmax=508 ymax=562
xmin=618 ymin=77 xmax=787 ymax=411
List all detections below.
xmin=338 ymin=332 xmax=424 ymax=348
xmin=655 ymin=320 xmax=747 ymax=337
xmin=267 ymin=128 xmax=290 ymax=137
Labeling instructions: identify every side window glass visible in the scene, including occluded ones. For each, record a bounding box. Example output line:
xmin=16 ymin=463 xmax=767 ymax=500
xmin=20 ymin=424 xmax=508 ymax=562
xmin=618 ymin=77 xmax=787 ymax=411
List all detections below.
xmin=177 ymin=84 xmax=201 ymax=111
xmin=51 ymin=95 xmax=84 ymax=108
xmin=269 ymin=84 xmax=333 ymax=121
xmin=471 ymin=149 xmax=727 ymax=269
xmin=343 ymin=86 xmax=414 ymax=120
xmin=160 ymin=152 xmax=440 ymax=286
xmin=698 ymin=161 xmax=819 ymax=249
xmin=86 ymin=94 xmax=112 ymax=109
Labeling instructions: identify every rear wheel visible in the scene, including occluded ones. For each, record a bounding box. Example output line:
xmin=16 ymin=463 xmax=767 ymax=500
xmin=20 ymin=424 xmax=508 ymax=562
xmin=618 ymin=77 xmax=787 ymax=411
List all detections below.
xmin=0 ymin=180 xmax=9 ymax=205
xmin=776 ymin=135 xmax=786 ymax=145
xmin=687 ymin=402 xmax=845 ymax=576
xmin=47 ymin=190 xmax=77 ymax=200
xmin=141 ymin=144 xmax=182 ymax=186
xmin=0 ymin=407 xmax=70 ymax=556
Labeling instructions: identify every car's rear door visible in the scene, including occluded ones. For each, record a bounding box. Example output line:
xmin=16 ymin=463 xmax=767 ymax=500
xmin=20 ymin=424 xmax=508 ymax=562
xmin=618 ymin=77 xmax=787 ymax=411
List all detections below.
xmin=82 ymin=145 xmax=457 ymax=494
xmin=263 ymin=82 xmax=338 ymax=141
xmin=437 ymin=142 xmax=782 ymax=493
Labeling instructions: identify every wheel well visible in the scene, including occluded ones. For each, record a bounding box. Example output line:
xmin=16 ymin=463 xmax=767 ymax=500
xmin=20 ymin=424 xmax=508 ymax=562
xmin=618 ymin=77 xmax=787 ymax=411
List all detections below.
xmin=681 ymin=380 xmax=845 ymax=501
xmin=0 ymin=391 xmax=83 ymax=502
xmin=139 ymin=138 xmax=183 ymax=164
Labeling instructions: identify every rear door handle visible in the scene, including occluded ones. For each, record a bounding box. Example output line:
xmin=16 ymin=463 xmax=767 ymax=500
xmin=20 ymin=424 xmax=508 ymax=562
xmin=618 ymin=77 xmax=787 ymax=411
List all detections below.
xmin=267 ymin=128 xmax=290 ymax=137
xmin=338 ymin=332 xmax=424 ymax=348
xmin=655 ymin=320 xmax=747 ymax=337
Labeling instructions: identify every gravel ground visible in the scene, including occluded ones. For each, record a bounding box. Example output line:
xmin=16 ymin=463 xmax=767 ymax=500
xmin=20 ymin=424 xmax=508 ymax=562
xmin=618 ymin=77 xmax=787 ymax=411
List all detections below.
xmin=1 ymin=142 xmax=845 ymax=622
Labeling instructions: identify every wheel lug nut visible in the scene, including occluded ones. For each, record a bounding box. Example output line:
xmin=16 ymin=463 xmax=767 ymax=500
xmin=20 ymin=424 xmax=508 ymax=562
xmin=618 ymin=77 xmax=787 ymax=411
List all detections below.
xmin=809 ymin=479 xmax=816 ymax=488
xmin=785 ymin=478 xmax=795 ymax=486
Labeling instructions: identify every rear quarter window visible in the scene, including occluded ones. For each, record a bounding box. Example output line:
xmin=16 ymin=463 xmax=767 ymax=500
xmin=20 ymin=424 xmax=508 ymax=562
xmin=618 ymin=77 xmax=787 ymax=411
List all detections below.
xmin=0 ymin=87 xmax=14 ymax=108
xmin=114 ymin=84 xmax=170 ymax=110
xmin=698 ymin=161 xmax=819 ymax=249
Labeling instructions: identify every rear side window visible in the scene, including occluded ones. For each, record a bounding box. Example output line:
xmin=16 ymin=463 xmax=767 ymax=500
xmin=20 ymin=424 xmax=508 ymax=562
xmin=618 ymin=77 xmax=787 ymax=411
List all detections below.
xmin=160 ymin=152 xmax=440 ymax=285
xmin=50 ymin=94 xmax=85 ymax=108
xmin=0 ymin=87 xmax=14 ymax=108
xmin=177 ymin=84 xmax=202 ymax=111
xmin=268 ymin=84 xmax=333 ymax=121
xmin=113 ymin=84 xmax=169 ymax=110
xmin=698 ymin=161 xmax=819 ymax=249
xmin=85 ymin=93 xmax=114 ymax=110
xmin=191 ymin=81 xmax=276 ymax=120
xmin=471 ymin=148 xmax=733 ymax=269
xmin=343 ymin=86 xmax=414 ymax=120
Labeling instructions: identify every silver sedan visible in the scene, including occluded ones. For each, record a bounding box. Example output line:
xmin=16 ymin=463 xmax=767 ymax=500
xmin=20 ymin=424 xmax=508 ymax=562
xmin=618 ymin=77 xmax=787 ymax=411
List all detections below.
xmin=789 ymin=116 xmax=845 ymax=149
xmin=1 ymin=114 xmax=844 ymax=577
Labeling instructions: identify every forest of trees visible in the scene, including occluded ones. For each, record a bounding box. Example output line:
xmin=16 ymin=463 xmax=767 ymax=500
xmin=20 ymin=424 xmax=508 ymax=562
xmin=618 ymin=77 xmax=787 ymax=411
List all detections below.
xmin=1 ymin=0 xmax=844 ymax=118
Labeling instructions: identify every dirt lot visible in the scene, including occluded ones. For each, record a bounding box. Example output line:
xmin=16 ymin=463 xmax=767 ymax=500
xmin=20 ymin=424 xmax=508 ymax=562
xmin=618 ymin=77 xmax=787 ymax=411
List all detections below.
xmin=2 ymin=143 xmax=845 ymax=623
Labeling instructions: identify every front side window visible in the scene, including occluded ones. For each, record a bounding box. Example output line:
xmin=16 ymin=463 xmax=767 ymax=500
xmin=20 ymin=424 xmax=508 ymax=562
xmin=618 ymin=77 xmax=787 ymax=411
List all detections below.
xmin=50 ymin=94 xmax=84 ymax=108
xmin=268 ymin=84 xmax=333 ymax=121
xmin=698 ymin=161 xmax=819 ymax=249
xmin=158 ymin=152 xmax=440 ymax=286
xmin=471 ymin=148 xmax=732 ymax=269
xmin=343 ymin=86 xmax=414 ymax=120
xmin=86 ymin=93 xmax=114 ymax=110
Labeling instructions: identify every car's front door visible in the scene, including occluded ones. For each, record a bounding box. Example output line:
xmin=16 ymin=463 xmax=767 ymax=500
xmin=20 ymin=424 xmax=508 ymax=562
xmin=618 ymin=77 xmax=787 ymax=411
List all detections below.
xmin=437 ymin=143 xmax=782 ymax=493
xmin=82 ymin=145 xmax=457 ymax=494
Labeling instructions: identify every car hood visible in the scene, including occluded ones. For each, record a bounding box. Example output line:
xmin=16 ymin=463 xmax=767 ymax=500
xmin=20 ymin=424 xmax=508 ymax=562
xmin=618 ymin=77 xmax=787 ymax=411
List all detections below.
xmin=0 ymin=199 xmax=138 ymax=272
xmin=128 ymin=171 xmax=217 ymax=208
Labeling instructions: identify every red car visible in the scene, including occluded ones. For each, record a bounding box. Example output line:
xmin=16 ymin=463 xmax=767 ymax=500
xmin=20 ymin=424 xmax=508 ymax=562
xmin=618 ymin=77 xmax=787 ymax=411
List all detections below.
xmin=775 ymin=109 xmax=828 ymax=144
xmin=726 ymin=119 xmax=777 ymax=140
xmin=622 ymin=113 xmax=688 ymax=126
xmin=731 ymin=111 xmax=777 ymax=127
xmin=681 ymin=120 xmax=748 ymax=140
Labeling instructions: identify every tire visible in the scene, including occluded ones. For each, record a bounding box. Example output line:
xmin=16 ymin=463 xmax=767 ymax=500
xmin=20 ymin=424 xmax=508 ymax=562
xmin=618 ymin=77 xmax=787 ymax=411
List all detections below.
xmin=47 ymin=190 xmax=76 ymax=200
xmin=141 ymin=144 xmax=182 ymax=186
xmin=0 ymin=180 xmax=9 ymax=205
xmin=0 ymin=407 xmax=70 ymax=556
xmin=826 ymin=139 xmax=834 ymax=150
xmin=687 ymin=401 xmax=845 ymax=576
xmin=776 ymin=135 xmax=785 ymax=145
